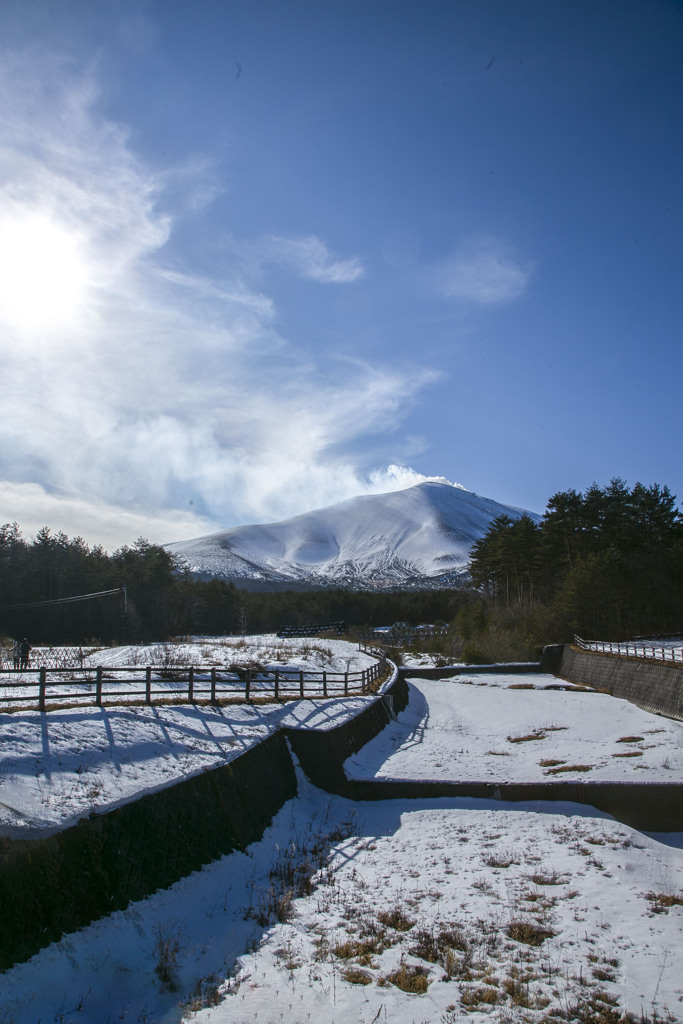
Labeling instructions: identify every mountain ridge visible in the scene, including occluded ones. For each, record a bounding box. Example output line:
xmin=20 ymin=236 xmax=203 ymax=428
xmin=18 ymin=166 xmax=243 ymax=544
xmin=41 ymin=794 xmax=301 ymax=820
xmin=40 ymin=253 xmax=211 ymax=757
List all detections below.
xmin=166 ymin=481 xmax=540 ymax=591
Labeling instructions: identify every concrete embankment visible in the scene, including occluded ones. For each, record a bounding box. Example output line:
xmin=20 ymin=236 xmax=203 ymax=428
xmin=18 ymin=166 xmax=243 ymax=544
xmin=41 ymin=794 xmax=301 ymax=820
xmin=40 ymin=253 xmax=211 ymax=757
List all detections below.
xmin=0 ymin=730 xmax=297 ymax=970
xmin=287 ymin=676 xmax=683 ymax=834
xmin=546 ymin=643 xmax=683 ymax=721
xmin=396 ymin=662 xmax=541 ymax=680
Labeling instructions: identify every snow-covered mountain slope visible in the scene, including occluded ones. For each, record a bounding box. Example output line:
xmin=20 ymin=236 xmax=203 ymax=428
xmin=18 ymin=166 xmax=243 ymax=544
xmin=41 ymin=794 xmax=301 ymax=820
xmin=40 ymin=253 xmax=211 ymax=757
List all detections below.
xmin=166 ymin=482 xmax=540 ymax=590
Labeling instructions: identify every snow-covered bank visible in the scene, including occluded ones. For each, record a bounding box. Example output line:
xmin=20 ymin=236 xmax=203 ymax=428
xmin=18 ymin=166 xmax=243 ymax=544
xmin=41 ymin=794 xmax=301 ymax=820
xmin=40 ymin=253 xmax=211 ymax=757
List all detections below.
xmin=345 ymin=676 xmax=683 ymax=783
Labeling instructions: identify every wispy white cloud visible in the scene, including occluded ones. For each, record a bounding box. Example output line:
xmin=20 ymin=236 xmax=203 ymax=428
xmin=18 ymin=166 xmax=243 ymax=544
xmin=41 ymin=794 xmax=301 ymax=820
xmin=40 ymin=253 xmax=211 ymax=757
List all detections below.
xmin=0 ymin=55 xmax=432 ymax=548
xmin=256 ymin=234 xmax=364 ymax=283
xmin=0 ymin=481 xmax=219 ymax=552
xmin=437 ymin=237 xmax=533 ymax=305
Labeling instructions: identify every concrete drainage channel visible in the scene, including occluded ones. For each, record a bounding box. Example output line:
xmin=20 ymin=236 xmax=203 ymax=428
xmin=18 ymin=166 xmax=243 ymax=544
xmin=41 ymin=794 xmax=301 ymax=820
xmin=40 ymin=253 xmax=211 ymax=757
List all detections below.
xmin=2 ymin=648 xmax=682 ymax=970
xmin=286 ymin=665 xmax=683 ymax=833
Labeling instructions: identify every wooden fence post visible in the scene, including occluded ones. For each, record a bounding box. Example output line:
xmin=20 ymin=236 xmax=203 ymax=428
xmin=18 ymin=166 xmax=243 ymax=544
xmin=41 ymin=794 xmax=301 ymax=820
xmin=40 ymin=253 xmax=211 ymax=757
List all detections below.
xmin=95 ymin=666 xmax=103 ymax=707
xmin=246 ymin=669 xmax=251 ymax=701
xmin=38 ymin=667 xmax=46 ymax=712
xmin=188 ymin=666 xmax=194 ymax=703
xmin=211 ymin=667 xmax=216 ymax=703
xmin=145 ymin=666 xmax=152 ymax=705
xmin=344 ymin=671 xmax=348 ymax=695
xmin=322 ymin=670 xmax=327 ymax=697
xmin=299 ymin=669 xmax=304 ymax=699
xmin=274 ymin=668 xmax=279 ymax=701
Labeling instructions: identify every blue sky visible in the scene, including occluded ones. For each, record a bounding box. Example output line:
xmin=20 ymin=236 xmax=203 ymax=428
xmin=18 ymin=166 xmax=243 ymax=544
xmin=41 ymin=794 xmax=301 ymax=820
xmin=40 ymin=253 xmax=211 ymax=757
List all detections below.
xmin=1 ymin=0 xmax=682 ymax=549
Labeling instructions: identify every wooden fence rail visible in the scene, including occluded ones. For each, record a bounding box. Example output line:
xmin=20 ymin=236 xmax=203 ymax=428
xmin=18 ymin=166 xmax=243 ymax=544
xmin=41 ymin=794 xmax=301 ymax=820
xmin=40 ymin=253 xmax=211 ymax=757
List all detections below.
xmin=0 ymin=654 xmax=389 ymax=712
xmin=574 ymin=635 xmax=683 ymax=664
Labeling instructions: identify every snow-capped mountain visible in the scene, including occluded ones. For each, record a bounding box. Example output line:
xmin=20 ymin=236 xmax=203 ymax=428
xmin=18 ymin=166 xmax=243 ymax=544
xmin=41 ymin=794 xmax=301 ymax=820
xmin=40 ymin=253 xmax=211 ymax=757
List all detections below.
xmin=166 ymin=482 xmax=539 ymax=590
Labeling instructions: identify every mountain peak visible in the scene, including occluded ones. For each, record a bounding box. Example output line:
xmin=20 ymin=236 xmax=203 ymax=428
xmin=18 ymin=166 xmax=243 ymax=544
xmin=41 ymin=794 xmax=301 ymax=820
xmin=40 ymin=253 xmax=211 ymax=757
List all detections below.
xmin=166 ymin=482 xmax=539 ymax=591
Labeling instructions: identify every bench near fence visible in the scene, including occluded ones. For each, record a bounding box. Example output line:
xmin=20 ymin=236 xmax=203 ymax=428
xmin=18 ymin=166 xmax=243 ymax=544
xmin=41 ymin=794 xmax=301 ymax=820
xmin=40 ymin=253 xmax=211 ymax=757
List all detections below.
xmin=574 ymin=635 xmax=683 ymax=664
xmin=0 ymin=653 xmax=389 ymax=712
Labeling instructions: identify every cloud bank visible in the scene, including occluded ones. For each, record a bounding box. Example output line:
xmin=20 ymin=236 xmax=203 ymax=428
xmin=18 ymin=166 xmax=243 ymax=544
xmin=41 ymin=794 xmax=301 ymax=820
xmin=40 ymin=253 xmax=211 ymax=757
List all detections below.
xmin=0 ymin=54 xmax=435 ymax=548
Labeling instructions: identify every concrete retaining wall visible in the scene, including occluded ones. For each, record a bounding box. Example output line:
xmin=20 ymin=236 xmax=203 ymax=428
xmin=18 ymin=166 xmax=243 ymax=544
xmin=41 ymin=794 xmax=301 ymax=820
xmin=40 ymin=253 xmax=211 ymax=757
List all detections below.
xmin=398 ymin=663 xmax=540 ymax=681
xmin=555 ymin=645 xmax=683 ymax=721
xmin=335 ymin=779 xmax=683 ymax=832
xmin=285 ymin=677 xmax=409 ymax=791
xmin=0 ymin=731 xmax=296 ymax=970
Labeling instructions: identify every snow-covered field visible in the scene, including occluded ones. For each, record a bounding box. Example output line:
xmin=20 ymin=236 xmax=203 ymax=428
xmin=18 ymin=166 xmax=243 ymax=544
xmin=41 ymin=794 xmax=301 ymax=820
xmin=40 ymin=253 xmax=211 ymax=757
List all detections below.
xmin=346 ymin=675 xmax=683 ymax=783
xmin=0 ymin=636 xmax=378 ymax=709
xmin=0 ymin=637 xmax=377 ymax=837
xmin=1 ymin=645 xmax=682 ymax=1024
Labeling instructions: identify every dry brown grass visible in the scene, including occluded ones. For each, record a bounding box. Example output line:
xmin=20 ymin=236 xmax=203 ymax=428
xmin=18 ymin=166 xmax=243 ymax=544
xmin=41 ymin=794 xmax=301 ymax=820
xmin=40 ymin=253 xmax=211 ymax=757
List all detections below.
xmin=483 ymin=851 xmax=518 ymax=868
xmin=377 ymin=905 xmax=415 ymax=932
xmin=508 ymin=729 xmax=546 ymax=743
xmin=544 ymin=763 xmax=593 ymax=774
xmin=461 ymin=984 xmax=503 ymax=1005
xmin=528 ymin=869 xmax=567 ymax=885
xmin=506 ymin=920 xmax=556 ymax=946
xmin=341 ymin=967 xmax=372 ymax=985
xmin=386 ymin=962 xmax=429 ymax=994
xmin=645 ymin=891 xmax=683 ymax=914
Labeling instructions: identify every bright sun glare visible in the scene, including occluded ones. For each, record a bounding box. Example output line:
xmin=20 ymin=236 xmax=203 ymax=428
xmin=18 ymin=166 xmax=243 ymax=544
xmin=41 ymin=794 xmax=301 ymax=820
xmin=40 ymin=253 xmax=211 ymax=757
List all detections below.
xmin=0 ymin=211 xmax=89 ymax=334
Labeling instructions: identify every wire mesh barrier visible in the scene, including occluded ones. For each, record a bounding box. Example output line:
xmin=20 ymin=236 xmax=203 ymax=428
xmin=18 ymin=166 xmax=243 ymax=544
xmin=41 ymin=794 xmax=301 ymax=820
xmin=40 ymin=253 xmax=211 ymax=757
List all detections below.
xmin=0 ymin=653 xmax=389 ymax=712
xmin=574 ymin=635 xmax=683 ymax=664
xmin=276 ymin=621 xmax=346 ymax=638
xmin=0 ymin=646 xmax=99 ymax=670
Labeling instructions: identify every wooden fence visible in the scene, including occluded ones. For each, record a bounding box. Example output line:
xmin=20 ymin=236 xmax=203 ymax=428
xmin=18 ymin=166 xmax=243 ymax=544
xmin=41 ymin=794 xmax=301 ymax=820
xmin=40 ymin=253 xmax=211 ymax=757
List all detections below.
xmin=574 ymin=635 xmax=683 ymax=664
xmin=0 ymin=652 xmax=389 ymax=712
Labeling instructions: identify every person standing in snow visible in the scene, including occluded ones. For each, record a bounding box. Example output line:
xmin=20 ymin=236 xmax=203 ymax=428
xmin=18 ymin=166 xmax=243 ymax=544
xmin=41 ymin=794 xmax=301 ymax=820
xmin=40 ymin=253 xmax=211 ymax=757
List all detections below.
xmin=12 ymin=639 xmax=20 ymax=669
xmin=19 ymin=638 xmax=31 ymax=670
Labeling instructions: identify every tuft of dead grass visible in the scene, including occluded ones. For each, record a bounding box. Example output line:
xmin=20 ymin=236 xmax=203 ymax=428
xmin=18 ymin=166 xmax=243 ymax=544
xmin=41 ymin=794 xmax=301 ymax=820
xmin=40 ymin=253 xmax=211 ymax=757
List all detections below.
xmin=508 ymin=729 xmax=547 ymax=743
xmin=386 ymin=962 xmax=430 ymax=994
xmin=645 ymin=891 xmax=683 ymax=914
xmin=460 ymin=984 xmax=503 ymax=1005
xmin=377 ymin=905 xmax=415 ymax=932
xmin=506 ymin=920 xmax=556 ymax=946
xmin=483 ymin=851 xmax=518 ymax=868
xmin=341 ymin=967 xmax=372 ymax=985
xmin=544 ymin=763 xmax=593 ymax=774
xmin=528 ymin=869 xmax=568 ymax=886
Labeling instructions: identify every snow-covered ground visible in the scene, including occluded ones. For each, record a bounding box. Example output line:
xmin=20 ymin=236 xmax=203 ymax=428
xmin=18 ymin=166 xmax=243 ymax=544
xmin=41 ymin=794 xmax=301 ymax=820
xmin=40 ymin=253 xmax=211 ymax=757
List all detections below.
xmin=1 ymin=774 xmax=682 ymax=1024
xmin=0 ymin=636 xmax=378 ymax=837
xmin=346 ymin=675 xmax=683 ymax=783
xmin=1 ymin=647 xmax=683 ymax=1024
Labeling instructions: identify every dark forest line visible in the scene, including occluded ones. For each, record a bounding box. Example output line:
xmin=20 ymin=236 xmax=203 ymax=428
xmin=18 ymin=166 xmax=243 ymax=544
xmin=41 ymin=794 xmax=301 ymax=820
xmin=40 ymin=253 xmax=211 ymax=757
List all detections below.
xmin=456 ymin=478 xmax=683 ymax=663
xmin=0 ymin=524 xmax=467 ymax=644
